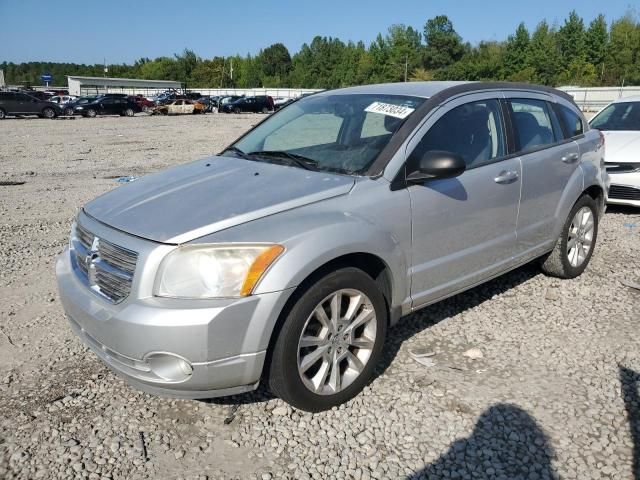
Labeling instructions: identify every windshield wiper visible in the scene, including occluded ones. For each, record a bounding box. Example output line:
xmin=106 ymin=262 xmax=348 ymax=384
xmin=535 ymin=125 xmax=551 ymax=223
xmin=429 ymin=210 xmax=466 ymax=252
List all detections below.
xmin=248 ymin=150 xmax=320 ymax=171
xmin=221 ymin=146 xmax=251 ymax=159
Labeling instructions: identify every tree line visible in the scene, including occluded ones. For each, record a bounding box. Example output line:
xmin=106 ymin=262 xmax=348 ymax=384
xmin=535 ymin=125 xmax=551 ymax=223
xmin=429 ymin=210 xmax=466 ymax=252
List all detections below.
xmin=2 ymin=11 xmax=639 ymax=90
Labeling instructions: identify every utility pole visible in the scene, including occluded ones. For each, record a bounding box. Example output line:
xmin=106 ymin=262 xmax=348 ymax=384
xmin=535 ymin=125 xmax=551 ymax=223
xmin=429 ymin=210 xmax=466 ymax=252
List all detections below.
xmin=220 ymin=58 xmax=225 ymax=88
xmin=404 ymin=54 xmax=408 ymax=82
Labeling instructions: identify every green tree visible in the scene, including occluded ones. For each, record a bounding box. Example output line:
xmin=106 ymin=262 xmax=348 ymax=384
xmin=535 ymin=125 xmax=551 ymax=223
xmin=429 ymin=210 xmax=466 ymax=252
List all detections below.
xmin=503 ymin=23 xmax=530 ymax=80
xmin=585 ymin=14 xmax=608 ymax=70
xmin=255 ymin=43 xmax=291 ymax=86
xmin=423 ymin=15 xmax=465 ymax=70
xmin=526 ymin=21 xmax=562 ymax=85
xmin=604 ymin=14 xmax=640 ymax=85
xmin=557 ymin=11 xmax=586 ymax=65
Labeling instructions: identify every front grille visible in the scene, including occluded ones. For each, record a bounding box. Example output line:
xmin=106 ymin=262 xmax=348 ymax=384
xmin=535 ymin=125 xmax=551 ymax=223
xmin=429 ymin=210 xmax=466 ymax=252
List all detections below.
xmin=72 ymin=222 xmax=138 ymax=303
xmin=609 ymin=184 xmax=640 ymax=201
xmin=606 ymin=163 xmax=640 ymax=173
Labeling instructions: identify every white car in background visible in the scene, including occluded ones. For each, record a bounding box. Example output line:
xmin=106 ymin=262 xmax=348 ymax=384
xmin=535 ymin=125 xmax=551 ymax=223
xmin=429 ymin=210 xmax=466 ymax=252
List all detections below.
xmin=590 ymin=96 xmax=640 ymax=207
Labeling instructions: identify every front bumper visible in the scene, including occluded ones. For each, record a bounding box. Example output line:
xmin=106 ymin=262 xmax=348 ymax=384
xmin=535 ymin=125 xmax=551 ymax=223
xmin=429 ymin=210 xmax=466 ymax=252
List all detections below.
xmin=56 ymin=239 xmax=294 ymax=399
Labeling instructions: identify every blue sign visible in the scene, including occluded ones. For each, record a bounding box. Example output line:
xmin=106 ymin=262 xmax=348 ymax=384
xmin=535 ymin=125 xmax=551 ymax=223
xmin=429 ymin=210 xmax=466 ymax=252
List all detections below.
xmin=41 ymin=74 xmax=52 ymax=82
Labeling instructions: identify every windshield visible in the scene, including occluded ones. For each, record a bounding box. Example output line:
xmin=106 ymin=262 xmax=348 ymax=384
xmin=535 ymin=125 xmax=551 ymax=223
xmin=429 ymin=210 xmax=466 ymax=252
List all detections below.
xmin=590 ymin=102 xmax=640 ymax=131
xmin=224 ymin=93 xmax=424 ymax=175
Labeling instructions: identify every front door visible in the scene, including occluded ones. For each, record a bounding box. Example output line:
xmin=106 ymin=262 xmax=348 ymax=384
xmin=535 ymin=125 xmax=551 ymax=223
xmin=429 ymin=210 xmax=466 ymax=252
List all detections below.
xmin=405 ymin=94 xmax=522 ymax=307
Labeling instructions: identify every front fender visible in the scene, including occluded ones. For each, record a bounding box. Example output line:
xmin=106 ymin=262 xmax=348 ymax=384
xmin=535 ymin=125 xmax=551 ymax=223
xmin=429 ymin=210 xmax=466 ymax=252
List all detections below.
xmin=194 ymin=183 xmax=412 ymax=312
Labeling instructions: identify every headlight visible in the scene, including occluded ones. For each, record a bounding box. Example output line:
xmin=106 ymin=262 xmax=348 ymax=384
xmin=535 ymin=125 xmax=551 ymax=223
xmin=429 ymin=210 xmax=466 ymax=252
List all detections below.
xmin=154 ymin=244 xmax=284 ymax=299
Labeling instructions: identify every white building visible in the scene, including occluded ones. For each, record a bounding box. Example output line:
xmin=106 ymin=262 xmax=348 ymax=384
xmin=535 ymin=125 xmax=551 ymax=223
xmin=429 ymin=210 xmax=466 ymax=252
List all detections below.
xmin=67 ymin=76 xmax=182 ymax=96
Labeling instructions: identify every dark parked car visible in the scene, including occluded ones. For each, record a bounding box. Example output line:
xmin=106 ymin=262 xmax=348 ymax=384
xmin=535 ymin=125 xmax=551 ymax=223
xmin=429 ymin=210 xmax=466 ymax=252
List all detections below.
xmin=221 ymin=95 xmax=273 ymax=114
xmin=65 ymin=96 xmax=98 ymax=116
xmin=74 ymin=96 xmax=142 ymax=117
xmin=0 ymin=91 xmax=62 ymax=119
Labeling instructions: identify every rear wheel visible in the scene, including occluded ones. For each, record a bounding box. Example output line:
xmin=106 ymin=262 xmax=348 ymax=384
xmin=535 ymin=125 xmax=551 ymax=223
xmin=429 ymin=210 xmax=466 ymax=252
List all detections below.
xmin=261 ymin=107 xmax=269 ymax=114
xmin=42 ymin=107 xmax=56 ymax=119
xmin=124 ymin=108 xmax=134 ymax=117
xmin=0 ymin=108 xmax=6 ymax=119
xmin=269 ymin=268 xmax=387 ymax=412
xmin=142 ymin=105 xmax=150 ymax=113
xmin=233 ymin=107 xmax=241 ymax=114
xmin=63 ymin=107 xmax=74 ymax=116
xmin=540 ymin=195 xmax=598 ymax=279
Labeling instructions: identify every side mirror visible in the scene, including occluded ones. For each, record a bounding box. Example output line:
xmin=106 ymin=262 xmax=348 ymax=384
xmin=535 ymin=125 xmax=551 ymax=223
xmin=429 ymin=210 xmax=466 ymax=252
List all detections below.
xmin=406 ymin=150 xmax=466 ymax=183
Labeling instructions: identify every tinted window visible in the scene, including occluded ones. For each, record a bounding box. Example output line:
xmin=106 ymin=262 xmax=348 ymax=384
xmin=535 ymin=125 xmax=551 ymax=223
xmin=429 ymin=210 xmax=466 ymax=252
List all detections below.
xmin=411 ymin=99 xmax=506 ymax=168
xmin=510 ymin=99 xmax=556 ymax=151
xmin=590 ymin=102 xmax=640 ymax=131
xmin=558 ymin=105 xmax=584 ymax=137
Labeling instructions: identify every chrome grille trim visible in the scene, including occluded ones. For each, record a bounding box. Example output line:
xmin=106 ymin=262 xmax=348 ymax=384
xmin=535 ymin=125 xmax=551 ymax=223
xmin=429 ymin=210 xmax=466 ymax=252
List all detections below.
xmin=71 ymin=222 xmax=138 ymax=303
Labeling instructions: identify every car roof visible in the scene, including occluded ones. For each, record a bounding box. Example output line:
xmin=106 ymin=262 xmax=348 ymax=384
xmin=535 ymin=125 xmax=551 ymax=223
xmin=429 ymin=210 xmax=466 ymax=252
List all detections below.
xmin=319 ymin=81 xmax=469 ymax=98
xmin=318 ymin=81 xmax=574 ymax=103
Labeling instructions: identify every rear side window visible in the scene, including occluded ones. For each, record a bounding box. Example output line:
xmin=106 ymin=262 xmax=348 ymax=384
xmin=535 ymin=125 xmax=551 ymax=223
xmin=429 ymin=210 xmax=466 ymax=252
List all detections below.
xmin=509 ymin=99 xmax=556 ymax=152
xmin=557 ymin=105 xmax=584 ymax=138
xmin=411 ymin=99 xmax=506 ymax=168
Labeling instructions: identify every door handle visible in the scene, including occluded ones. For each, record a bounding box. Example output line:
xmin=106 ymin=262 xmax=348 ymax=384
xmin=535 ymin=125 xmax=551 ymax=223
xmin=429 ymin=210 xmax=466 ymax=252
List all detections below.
xmin=494 ymin=170 xmax=519 ymax=184
xmin=561 ymin=152 xmax=579 ymax=164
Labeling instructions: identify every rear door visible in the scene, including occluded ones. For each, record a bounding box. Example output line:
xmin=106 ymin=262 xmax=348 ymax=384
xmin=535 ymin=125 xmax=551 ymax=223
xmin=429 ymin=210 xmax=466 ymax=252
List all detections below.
xmin=0 ymin=92 xmax=20 ymax=114
xmin=406 ymin=93 xmax=522 ymax=307
xmin=505 ymin=93 xmax=582 ymax=256
xmin=17 ymin=93 xmax=40 ymax=114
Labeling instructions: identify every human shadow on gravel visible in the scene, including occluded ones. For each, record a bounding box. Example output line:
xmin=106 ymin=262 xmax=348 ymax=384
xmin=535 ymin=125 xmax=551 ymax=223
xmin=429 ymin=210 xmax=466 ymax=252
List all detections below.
xmin=619 ymin=365 xmax=640 ymax=478
xmin=406 ymin=403 xmax=558 ymax=480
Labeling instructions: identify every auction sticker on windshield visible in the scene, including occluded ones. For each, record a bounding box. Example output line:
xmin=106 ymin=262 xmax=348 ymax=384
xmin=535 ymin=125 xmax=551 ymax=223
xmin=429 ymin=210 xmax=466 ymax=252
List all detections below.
xmin=365 ymin=102 xmax=415 ymax=119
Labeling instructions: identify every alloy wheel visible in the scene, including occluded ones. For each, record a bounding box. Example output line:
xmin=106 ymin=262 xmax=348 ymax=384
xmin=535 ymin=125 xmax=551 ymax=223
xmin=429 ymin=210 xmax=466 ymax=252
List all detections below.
xmin=567 ymin=206 xmax=594 ymax=267
xmin=297 ymin=289 xmax=377 ymax=395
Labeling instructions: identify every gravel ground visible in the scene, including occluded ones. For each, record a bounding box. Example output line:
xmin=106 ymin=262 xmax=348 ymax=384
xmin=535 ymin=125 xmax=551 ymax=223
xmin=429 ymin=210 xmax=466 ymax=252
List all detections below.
xmin=0 ymin=113 xmax=639 ymax=480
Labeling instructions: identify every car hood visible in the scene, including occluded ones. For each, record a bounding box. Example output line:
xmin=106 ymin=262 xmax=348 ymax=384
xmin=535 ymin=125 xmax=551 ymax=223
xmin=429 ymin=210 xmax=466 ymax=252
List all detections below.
xmin=84 ymin=156 xmax=355 ymax=244
xmin=601 ymin=131 xmax=640 ymax=164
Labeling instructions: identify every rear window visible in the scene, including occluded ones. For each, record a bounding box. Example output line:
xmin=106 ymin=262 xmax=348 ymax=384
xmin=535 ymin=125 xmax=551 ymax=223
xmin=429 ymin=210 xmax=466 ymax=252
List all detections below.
xmin=557 ymin=105 xmax=584 ymax=138
xmin=509 ymin=99 xmax=557 ymax=152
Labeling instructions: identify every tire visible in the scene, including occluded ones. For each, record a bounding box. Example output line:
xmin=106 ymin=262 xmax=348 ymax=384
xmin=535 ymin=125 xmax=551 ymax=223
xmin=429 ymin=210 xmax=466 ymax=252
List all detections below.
xmin=142 ymin=105 xmax=150 ymax=114
xmin=0 ymin=108 xmax=5 ymax=119
xmin=261 ymin=107 xmax=269 ymax=114
xmin=63 ymin=107 xmax=74 ymax=116
xmin=233 ymin=107 xmax=241 ymax=114
xmin=268 ymin=267 xmax=387 ymax=412
xmin=540 ymin=195 xmax=598 ymax=279
xmin=86 ymin=109 xmax=97 ymax=118
xmin=42 ymin=107 xmax=56 ymax=119
xmin=124 ymin=108 xmax=134 ymax=117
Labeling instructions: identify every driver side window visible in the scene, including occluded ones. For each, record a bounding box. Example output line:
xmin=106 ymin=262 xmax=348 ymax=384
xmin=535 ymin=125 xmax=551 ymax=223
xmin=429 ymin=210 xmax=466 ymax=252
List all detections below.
xmin=412 ymin=99 xmax=506 ymax=169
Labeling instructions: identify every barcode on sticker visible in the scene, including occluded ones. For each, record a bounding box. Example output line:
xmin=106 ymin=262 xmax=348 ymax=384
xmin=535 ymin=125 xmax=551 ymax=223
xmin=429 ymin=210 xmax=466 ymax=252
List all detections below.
xmin=365 ymin=102 xmax=415 ymax=119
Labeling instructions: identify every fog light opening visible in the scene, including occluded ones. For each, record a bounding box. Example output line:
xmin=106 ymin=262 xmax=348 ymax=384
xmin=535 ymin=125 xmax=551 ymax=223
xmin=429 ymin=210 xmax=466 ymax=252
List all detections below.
xmin=145 ymin=352 xmax=194 ymax=382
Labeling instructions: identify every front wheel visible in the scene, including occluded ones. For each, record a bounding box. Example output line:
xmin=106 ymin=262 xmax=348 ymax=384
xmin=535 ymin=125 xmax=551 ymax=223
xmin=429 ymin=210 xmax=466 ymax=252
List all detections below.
xmin=0 ymin=108 xmax=6 ymax=119
xmin=86 ymin=109 xmax=97 ymax=118
xmin=268 ymin=268 xmax=387 ymax=412
xmin=124 ymin=108 xmax=134 ymax=117
xmin=63 ymin=107 xmax=74 ymax=116
xmin=540 ymin=195 xmax=599 ymax=279
xmin=42 ymin=107 xmax=56 ymax=119
xmin=233 ymin=107 xmax=241 ymax=114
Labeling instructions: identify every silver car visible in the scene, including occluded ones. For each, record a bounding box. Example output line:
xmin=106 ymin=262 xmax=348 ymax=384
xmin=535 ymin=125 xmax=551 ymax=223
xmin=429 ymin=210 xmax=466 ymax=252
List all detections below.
xmin=56 ymin=82 xmax=608 ymax=411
